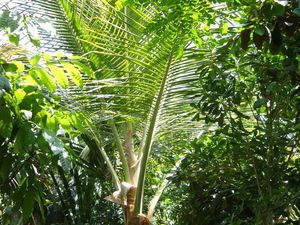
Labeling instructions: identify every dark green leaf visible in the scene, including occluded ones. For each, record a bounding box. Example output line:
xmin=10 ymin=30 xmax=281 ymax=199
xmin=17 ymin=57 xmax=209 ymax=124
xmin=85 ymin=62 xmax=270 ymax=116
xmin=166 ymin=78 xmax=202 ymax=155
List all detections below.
xmin=0 ymin=10 xmax=19 ymax=32
xmin=22 ymin=190 xmax=35 ymax=222
xmin=253 ymin=98 xmax=265 ymax=109
xmin=14 ymin=123 xmax=35 ymax=152
xmin=0 ymin=75 xmax=12 ymax=91
xmin=0 ymin=105 xmax=13 ymax=138
xmin=270 ymin=3 xmax=285 ymax=16
xmin=7 ymin=33 xmax=20 ymax=46
xmin=0 ymin=154 xmax=13 ymax=183
xmin=294 ymin=8 xmax=300 ymax=17
xmin=2 ymin=63 xmax=18 ymax=72
xmin=254 ymin=25 xmax=265 ymax=36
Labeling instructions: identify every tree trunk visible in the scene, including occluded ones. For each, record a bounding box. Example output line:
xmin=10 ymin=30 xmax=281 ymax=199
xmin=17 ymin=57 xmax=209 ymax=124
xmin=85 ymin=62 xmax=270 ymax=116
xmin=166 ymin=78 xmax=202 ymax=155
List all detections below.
xmin=125 ymin=186 xmax=151 ymax=225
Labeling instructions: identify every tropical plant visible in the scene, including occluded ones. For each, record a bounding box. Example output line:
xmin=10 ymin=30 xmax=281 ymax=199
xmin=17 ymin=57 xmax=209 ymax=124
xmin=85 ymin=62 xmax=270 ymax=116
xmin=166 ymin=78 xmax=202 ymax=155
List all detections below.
xmin=56 ymin=1 xmax=217 ymax=224
xmin=0 ymin=9 xmax=101 ymax=224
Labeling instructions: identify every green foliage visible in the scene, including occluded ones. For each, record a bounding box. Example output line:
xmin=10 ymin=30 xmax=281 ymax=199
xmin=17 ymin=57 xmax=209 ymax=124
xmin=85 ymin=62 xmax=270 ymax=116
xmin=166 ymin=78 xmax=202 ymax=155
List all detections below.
xmin=0 ymin=10 xmax=91 ymax=223
xmin=2 ymin=0 xmax=300 ymax=224
xmin=171 ymin=1 xmax=300 ymax=224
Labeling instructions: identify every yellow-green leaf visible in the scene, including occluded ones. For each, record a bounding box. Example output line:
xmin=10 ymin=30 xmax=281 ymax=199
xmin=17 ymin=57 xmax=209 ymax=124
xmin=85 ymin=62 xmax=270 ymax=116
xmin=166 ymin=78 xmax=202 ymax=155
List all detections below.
xmin=24 ymin=72 xmax=39 ymax=86
xmin=61 ymin=61 xmax=83 ymax=88
xmin=70 ymin=113 xmax=85 ymax=132
xmin=56 ymin=113 xmax=71 ymax=134
xmin=15 ymin=89 xmax=26 ymax=103
xmin=43 ymin=53 xmax=53 ymax=62
xmin=222 ymin=22 xmax=228 ymax=34
xmin=72 ymin=61 xmax=94 ymax=78
xmin=29 ymin=54 xmax=41 ymax=66
xmin=47 ymin=63 xmax=69 ymax=88
xmin=30 ymin=68 xmax=56 ymax=93
xmin=11 ymin=61 xmax=25 ymax=73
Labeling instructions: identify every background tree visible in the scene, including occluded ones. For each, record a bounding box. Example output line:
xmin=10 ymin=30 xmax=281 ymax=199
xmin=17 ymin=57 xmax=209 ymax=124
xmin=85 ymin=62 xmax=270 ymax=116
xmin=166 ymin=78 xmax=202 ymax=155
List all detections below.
xmin=171 ymin=0 xmax=300 ymax=224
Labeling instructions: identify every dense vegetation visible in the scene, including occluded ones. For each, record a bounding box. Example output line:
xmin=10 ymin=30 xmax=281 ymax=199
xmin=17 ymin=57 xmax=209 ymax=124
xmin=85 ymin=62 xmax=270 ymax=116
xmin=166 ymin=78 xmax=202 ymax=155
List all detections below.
xmin=0 ymin=0 xmax=300 ymax=224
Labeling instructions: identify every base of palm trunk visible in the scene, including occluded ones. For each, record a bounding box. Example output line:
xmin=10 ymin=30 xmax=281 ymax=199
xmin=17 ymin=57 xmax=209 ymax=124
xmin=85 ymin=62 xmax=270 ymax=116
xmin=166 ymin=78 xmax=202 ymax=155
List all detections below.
xmin=127 ymin=214 xmax=151 ymax=225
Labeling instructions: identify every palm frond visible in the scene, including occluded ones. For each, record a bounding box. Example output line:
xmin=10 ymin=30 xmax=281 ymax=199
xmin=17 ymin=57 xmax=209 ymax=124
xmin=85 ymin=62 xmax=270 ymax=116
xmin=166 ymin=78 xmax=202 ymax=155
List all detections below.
xmin=61 ymin=1 xmax=203 ymax=132
xmin=60 ymin=2 xmax=209 ymax=214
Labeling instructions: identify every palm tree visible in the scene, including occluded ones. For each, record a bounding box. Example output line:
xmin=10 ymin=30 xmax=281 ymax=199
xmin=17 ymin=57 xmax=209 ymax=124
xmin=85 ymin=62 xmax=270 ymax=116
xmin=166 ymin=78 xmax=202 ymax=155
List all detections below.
xmin=61 ymin=2 xmax=205 ymax=224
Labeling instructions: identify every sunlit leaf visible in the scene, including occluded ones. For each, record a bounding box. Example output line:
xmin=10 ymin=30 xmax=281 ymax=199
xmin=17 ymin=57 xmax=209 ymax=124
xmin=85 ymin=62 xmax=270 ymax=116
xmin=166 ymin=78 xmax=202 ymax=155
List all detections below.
xmin=7 ymin=33 xmax=19 ymax=46
xmin=61 ymin=61 xmax=83 ymax=88
xmin=30 ymin=68 xmax=56 ymax=93
xmin=42 ymin=130 xmax=65 ymax=155
xmin=47 ymin=63 xmax=69 ymax=88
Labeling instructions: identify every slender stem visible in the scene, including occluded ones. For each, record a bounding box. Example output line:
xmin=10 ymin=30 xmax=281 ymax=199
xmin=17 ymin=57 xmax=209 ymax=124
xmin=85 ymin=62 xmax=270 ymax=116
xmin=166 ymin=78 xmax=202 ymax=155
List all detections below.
xmin=147 ymin=157 xmax=183 ymax=219
xmin=252 ymin=158 xmax=264 ymax=203
xmin=109 ymin=120 xmax=131 ymax=183
xmin=50 ymin=171 xmax=72 ymax=224
xmin=93 ymin=135 xmax=121 ymax=190
xmin=147 ymin=178 xmax=169 ymax=220
xmin=134 ymin=52 xmax=173 ymax=214
xmin=125 ymin=121 xmax=139 ymax=184
xmin=85 ymin=130 xmax=121 ymax=189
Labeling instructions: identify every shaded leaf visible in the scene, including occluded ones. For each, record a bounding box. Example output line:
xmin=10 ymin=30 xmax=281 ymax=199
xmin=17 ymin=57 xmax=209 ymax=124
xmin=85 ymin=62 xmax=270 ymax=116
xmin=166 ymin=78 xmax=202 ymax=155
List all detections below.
xmin=0 ymin=105 xmax=13 ymax=138
xmin=22 ymin=190 xmax=35 ymax=222
xmin=241 ymin=29 xmax=251 ymax=50
xmin=14 ymin=123 xmax=35 ymax=152
xmin=270 ymin=3 xmax=285 ymax=16
xmin=0 ymin=74 xmax=12 ymax=91
xmin=253 ymin=98 xmax=265 ymax=109
xmin=0 ymin=154 xmax=13 ymax=183
xmin=2 ymin=63 xmax=18 ymax=72
xmin=254 ymin=25 xmax=265 ymax=36
xmin=294 ymin=8 xmax=300 ymax=17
